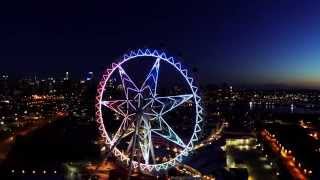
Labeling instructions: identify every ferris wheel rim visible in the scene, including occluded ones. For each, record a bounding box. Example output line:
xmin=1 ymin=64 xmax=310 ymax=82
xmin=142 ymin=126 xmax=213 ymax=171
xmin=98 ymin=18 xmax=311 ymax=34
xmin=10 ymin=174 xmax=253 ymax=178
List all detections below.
xmin=95 ymin=48 xmax=203 ymax=172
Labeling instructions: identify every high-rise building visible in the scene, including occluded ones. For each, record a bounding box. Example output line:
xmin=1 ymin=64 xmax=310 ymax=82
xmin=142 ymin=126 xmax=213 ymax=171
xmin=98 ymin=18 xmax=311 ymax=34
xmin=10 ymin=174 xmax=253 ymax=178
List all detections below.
xmin=86 ymin=72 xmax=94 ymax=81
xmin=64 ymin=72 xmax=69 ymax=81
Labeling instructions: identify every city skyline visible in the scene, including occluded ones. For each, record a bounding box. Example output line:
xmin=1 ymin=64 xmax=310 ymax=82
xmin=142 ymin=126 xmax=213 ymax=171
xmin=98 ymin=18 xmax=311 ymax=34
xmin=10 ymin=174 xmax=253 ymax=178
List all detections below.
xmin=1 ymin=1 xmax=320 ymax=179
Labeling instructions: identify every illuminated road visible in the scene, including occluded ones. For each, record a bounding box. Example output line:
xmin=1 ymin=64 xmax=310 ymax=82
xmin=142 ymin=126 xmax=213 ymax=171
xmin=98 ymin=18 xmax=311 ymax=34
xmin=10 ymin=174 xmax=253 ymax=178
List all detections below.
xmin=175 ymin=163 xmax=216 ymax=180
xmin=0 ymin=114 xmax=66 ymax=163
xmin=171 ymin=122 xmax=228 ymax=179
xmin=85 ymin=161 xmax=117 ymax=179
xmin=194 ymin=121 xmax=227 ymax=150
xmin=0 ymin=125 xmax=42 ymax=161
xmin=261 ymin=129 xmax=307 ymax=180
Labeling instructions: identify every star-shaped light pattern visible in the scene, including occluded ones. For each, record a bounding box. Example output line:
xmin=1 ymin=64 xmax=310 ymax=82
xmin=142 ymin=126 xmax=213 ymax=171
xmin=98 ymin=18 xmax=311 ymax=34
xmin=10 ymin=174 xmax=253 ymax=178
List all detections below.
xmin=101 ymin=60 xmax=192 ymax=163
xmin=96 ymin=49 xmax=203 ymax=172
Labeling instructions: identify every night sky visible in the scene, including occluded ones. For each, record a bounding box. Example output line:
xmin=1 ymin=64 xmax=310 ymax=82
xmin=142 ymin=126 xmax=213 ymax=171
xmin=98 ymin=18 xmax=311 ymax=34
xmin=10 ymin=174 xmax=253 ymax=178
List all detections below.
xmin=1 ymin=0 xmax=320 ymax=88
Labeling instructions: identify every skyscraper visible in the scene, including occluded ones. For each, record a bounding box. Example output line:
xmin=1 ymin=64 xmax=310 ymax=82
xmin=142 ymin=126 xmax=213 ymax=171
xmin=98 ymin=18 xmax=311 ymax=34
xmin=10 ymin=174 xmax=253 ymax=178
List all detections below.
xmin=64 ymin=72 xmax=69 ymax=81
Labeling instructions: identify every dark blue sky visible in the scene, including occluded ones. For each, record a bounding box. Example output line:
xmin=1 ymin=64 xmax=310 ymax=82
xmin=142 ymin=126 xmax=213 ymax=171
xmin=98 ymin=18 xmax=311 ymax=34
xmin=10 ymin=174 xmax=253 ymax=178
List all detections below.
xmin=1 ymin=0 xmax=320 ymax=87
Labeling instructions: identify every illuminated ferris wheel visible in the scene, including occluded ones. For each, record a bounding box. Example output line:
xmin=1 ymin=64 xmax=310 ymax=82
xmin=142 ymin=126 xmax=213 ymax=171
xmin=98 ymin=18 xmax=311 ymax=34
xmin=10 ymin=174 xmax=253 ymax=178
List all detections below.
xmin=95 ymin=49 xmax=203 ymax=174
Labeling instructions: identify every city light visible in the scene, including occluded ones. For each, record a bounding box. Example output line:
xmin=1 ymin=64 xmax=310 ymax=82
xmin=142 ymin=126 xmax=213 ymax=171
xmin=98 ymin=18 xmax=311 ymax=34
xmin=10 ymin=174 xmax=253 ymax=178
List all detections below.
xmin=261 ymin=129 xmax=308 ymax=180
xmin=2 ymin=1 xmax=320 ymax=179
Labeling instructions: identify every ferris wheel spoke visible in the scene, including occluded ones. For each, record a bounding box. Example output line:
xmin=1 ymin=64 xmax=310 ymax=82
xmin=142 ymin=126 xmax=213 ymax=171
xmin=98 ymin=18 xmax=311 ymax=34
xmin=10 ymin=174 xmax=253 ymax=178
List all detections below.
xmin=118 ymin=65 xmax=140 ymax=99
xmin=126 ymin=135 xmax=134 ymax=154
xmin=111 ymin=116 xmax=136 ymax=145
xmin=151 ymin=116 xmax=187 ymax=148
xmin=140 ymin=58 xmax=160 ymax=97
xmin=155 ymin=94 xmax=193 ymax=115
xmin=101 ymin=100 xmax=136 ymax=117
